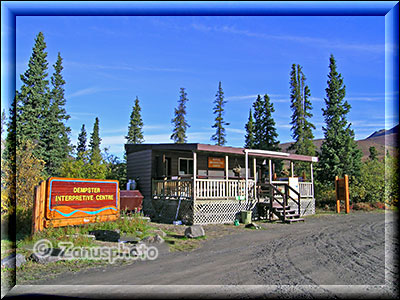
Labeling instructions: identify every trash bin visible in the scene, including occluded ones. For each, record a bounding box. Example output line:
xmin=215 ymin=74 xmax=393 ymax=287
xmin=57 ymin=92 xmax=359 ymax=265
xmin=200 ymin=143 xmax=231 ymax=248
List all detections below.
xmin=241 ymin=210 xmax=252 ymax=224
xmin=120 ymin=190 xmax=143 ymax=212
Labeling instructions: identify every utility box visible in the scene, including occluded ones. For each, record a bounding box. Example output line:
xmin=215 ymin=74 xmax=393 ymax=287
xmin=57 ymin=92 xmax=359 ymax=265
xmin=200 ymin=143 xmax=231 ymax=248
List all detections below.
xmin=120 ymin=190 xmax=143 ymax=212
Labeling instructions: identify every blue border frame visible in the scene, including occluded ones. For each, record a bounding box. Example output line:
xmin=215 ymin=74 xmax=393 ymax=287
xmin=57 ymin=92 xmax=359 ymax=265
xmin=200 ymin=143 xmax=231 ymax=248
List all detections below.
xmin=48 ymin=178 xmax=119 ymax=217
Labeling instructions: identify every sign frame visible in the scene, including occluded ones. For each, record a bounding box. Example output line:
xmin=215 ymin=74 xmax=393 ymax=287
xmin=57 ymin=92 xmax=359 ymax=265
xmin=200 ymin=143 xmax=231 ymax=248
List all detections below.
xmin=335 ymin=175 xmax=350 ymax=214
xmin=32 ymin=177 xmax=120 ymax=232
xmin=208 ymin=157 xmax=225 ymax=169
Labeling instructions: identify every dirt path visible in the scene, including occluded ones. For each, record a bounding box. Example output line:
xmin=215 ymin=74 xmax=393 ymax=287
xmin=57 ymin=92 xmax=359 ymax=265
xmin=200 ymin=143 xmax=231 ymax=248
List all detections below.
xmin=7 ymin=212 xmax=398 ymax=298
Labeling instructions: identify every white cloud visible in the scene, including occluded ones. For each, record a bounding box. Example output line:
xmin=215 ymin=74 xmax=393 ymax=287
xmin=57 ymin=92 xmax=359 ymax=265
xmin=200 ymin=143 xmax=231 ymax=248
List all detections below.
xmin=67 ymin=87 xmax=114 ymax=99
xmin=65 ymin=61 xmax=185 ymax=73
xmin=192 ymin=24 xmax=384 ymax=54
xmin=226 ymin=128 xmax=245 ymax=134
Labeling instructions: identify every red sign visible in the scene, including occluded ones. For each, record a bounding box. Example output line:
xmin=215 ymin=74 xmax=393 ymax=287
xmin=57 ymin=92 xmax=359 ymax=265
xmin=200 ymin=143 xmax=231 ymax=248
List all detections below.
xmin=208 ymin=157 xmax=225 ymax=169
xmin=45 ymin=177 xmax=119 ymax=222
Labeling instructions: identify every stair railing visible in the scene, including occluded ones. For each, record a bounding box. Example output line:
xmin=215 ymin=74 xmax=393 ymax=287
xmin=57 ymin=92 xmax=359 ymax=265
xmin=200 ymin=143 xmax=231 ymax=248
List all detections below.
xmin=268 ymin=183 xmax=287 ymax=222
xmin=286 ymin=185 xmax=301 ymax=217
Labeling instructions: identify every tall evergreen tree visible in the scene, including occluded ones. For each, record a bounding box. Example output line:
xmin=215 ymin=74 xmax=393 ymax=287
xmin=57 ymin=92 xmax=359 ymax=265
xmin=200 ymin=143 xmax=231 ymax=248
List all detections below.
xmin=253 ymin=94 xmax=282 ymax=174
xmin=211 ymin=81 xmax=229 ymax=146
xmin=288 ymin=64 xmax=316 ymax=155
xmin=42 ymin=53 xmax=71 ymax=175
xmin=76 ymin=124 xmax=87 ymax=159
xmin=244 ymin=109 xmax=255 ymax=149
xmin=126 ymin=96 xmax=144 ymax=144
xmin=171 ymin=88 xmax=190 ymax=144
xmin=318 ymin=54 xmax=362 ymax=185
xmin=288 ymin=64 xmax=316 ymax=176
xmin=253 ymin=94 xmax=281 ymax=151
xmin=5 ymin=97 xmax=17 ymax=162
xmin=89 ymin=117 xmax=102 ymax=163
xmin=16 ymin=32 xmax=50 ymax=160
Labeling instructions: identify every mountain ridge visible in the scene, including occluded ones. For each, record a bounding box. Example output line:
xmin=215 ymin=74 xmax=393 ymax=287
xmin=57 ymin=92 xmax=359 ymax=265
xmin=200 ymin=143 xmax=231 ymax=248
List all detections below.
xmin=279 ymin=124 xmax=398 ymax=161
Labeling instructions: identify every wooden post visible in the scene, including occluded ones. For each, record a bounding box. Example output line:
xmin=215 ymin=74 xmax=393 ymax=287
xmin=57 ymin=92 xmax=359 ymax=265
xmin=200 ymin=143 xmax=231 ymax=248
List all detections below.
xmin=268 ymin=159 xmax=272 ymax=183
xmin=253 ymin=157 xmax=257 ymax=199
xmin=32 ymin=185 xmax=39 ymax=234
xmin=290 ymin=161 xmax=294 ymax=177
xmin=335 ymin=176 xmax=340 ymax=213
xmin=193 ymin=151 xmax=197 ymax=201
xmin=225 ymin=155 xmax=229 ymax=199
xmin=245 ymin=150 xmax=248 ymax=202
xmin=344 ymin=174 xmax=350 ymax=214
xmin=310 ymin=163 xmax=314 ymax=200
xmin=40 ymin=180 xmax=46 ymax=231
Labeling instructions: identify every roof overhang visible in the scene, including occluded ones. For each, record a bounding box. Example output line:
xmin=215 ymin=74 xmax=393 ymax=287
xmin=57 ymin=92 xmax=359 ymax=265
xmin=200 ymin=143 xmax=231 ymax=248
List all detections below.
xmin=125 ymin=143 xmax=318 ymax=163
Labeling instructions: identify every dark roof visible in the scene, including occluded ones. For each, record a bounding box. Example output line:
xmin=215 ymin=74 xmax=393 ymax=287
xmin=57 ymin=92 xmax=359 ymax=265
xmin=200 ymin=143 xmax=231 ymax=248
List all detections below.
xmin=125 ymin=143 xmax=318 ymax=162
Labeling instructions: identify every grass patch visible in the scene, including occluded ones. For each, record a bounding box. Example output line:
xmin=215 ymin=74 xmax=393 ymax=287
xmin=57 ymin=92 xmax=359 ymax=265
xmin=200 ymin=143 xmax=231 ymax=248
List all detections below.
xmin=15 ymin=258 xmax=111 ymax=284
xmin=16 ymin=211 xmax=154 ymax=251
xmin=1 ymin=239 xmax=15 ymax=260
xmin=165 ymin=235 xmax=207 ymax=252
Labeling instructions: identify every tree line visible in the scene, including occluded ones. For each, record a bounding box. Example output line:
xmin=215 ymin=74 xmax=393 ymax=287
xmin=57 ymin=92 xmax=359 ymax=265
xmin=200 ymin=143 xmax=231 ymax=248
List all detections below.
xmin=1 ymin=32 xmax=397 ymax=214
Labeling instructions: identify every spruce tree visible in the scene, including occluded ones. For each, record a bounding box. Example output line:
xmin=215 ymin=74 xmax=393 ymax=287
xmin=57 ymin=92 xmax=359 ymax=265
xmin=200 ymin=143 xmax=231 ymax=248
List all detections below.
xmin=369 ymin=146 xmax=378 ymax=161
xmin=244 ymin=109 xmax=255 ymax=149
xmin=288 ymin=64 xmax=315 ymax=155
xmin=1 ymin=109 xmax=6 ymax=159
xmin=211 ymin=81 xmax=229 ymax=146
xmin=89 ymin=117 xmax=102 ymax=163
xmin=43 ymin=53 xmax=71 ymax=175
xmin=126 ymin=96 xmax=144 ymax=144
xmin=253 ymin=94 xmax=282 ymax=174
xmin=171 ymin=88 xmax=190 ymax=144
xmin=253 ymin=94 xmax=281 ymax=151
xmin=288 ymin=64 xmax=316 ymax=176
xmin=318 ymin=54 xmax=362 ymax=186
xmin=5 ymin=96 xmax=17 ymax=162
xmin=76 ymin=124 xmax=87 ymax=159
xmin=16 ymin=32 xmax=50 ymax=160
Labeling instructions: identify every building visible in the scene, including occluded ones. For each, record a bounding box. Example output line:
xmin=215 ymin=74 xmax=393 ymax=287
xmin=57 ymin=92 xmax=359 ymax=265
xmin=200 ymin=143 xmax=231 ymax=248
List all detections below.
xmin=125 ymin=143 xmax=318 ymax=224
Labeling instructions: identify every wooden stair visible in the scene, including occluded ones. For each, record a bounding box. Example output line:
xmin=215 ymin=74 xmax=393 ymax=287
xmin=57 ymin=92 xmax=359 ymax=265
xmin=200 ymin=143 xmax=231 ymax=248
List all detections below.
xmin=272 ymin=204 xmax=304 ymax=223
xmin=257 ymin=182 xmax=304 ymax=223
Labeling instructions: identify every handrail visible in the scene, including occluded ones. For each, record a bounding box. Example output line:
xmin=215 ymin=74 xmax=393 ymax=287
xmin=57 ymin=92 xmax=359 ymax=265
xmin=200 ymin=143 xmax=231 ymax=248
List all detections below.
xmin=268 ymin=184 xmax=286 ymax=221
xmin=286 ymin=184 xmax=301 ymax=216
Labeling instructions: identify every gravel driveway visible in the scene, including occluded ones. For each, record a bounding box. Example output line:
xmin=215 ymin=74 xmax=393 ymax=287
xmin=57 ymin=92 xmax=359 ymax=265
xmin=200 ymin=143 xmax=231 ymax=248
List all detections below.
xmin=6 ymin=211 xmax=398 ymax=298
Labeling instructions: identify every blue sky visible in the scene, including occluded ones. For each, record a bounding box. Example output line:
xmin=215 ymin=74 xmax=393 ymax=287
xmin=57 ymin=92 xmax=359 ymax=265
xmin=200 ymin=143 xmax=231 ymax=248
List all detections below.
xmin=9 ymin=15 xmax=397 ymax=159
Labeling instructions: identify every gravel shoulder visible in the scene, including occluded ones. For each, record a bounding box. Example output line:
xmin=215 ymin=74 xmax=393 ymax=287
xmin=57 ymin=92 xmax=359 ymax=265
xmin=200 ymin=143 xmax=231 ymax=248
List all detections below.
xmin=6 ymin=211 xmax=398 ymax=298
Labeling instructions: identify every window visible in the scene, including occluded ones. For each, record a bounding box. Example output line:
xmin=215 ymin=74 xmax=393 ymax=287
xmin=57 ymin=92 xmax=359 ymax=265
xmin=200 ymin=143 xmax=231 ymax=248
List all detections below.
xmin=179 ymin=158 xmax=193 ymax=175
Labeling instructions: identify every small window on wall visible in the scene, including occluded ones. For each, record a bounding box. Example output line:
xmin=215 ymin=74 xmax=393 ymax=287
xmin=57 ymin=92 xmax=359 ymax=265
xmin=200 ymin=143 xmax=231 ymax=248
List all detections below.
xmin=179 ymin=158 xmax=193 ymax=175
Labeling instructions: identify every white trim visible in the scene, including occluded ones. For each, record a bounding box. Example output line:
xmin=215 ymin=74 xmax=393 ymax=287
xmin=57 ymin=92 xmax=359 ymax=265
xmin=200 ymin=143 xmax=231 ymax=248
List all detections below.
xmin=244 ymin=149 xmax=290 ymax=156
xmin=178 ymin=157 xmax=194 ymax=175
xmin=193 ymin=152 xmax=197 ymax=201
xmin=245 ymin=151 xmax=248 ymax=202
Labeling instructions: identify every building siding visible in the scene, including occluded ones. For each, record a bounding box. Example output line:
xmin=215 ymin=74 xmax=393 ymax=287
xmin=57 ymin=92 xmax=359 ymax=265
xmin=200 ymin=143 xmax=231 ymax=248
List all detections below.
xmin=126 ymin=149 xmax=153 ymax=214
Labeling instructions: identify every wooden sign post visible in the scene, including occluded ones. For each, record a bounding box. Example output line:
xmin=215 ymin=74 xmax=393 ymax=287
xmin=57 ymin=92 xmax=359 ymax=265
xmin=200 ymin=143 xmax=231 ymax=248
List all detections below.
xmin=335 ymin=175 xmax=350 ymax=214
xmin=32 ymin=177 xmax=119 ymax=233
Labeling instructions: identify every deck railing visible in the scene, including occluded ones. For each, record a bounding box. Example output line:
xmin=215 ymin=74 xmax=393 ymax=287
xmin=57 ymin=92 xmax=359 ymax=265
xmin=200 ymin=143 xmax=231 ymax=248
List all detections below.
xmin=195 ymin=179 xmax=256 ymax=199
xmin=152 ymin=178 xmax=193 ymax=199
xmin=152 ymin=178 xmax=256 ymax=200
xmin=269 ymin=181 xmax=314 ymax=199
xmin=299 ymin=182 xmax=313 ymax=198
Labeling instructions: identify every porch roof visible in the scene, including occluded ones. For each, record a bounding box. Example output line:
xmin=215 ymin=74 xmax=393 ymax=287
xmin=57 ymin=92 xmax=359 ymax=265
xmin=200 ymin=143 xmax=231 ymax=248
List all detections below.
xmin=125 ymin=143 xmax=318 ymax=162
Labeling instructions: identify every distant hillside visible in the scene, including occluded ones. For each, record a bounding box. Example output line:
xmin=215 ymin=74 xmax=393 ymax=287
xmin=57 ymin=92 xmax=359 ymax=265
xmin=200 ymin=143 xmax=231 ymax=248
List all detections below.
xmin=366 ymin=124 xmax=398 ymax=139
xmin=280 ymin=125 xmax=398 ymax=161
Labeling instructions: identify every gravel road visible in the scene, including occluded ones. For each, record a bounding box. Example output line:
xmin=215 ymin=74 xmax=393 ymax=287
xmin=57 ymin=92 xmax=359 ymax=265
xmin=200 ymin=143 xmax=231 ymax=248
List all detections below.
xmin=7 ymin=211 xmax=398 ymax=298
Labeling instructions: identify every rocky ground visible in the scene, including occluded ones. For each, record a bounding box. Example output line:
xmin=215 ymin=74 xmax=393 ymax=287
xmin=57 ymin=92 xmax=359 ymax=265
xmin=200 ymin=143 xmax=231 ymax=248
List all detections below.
xmin=4 ymin=211 xmax=398 ymax=298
